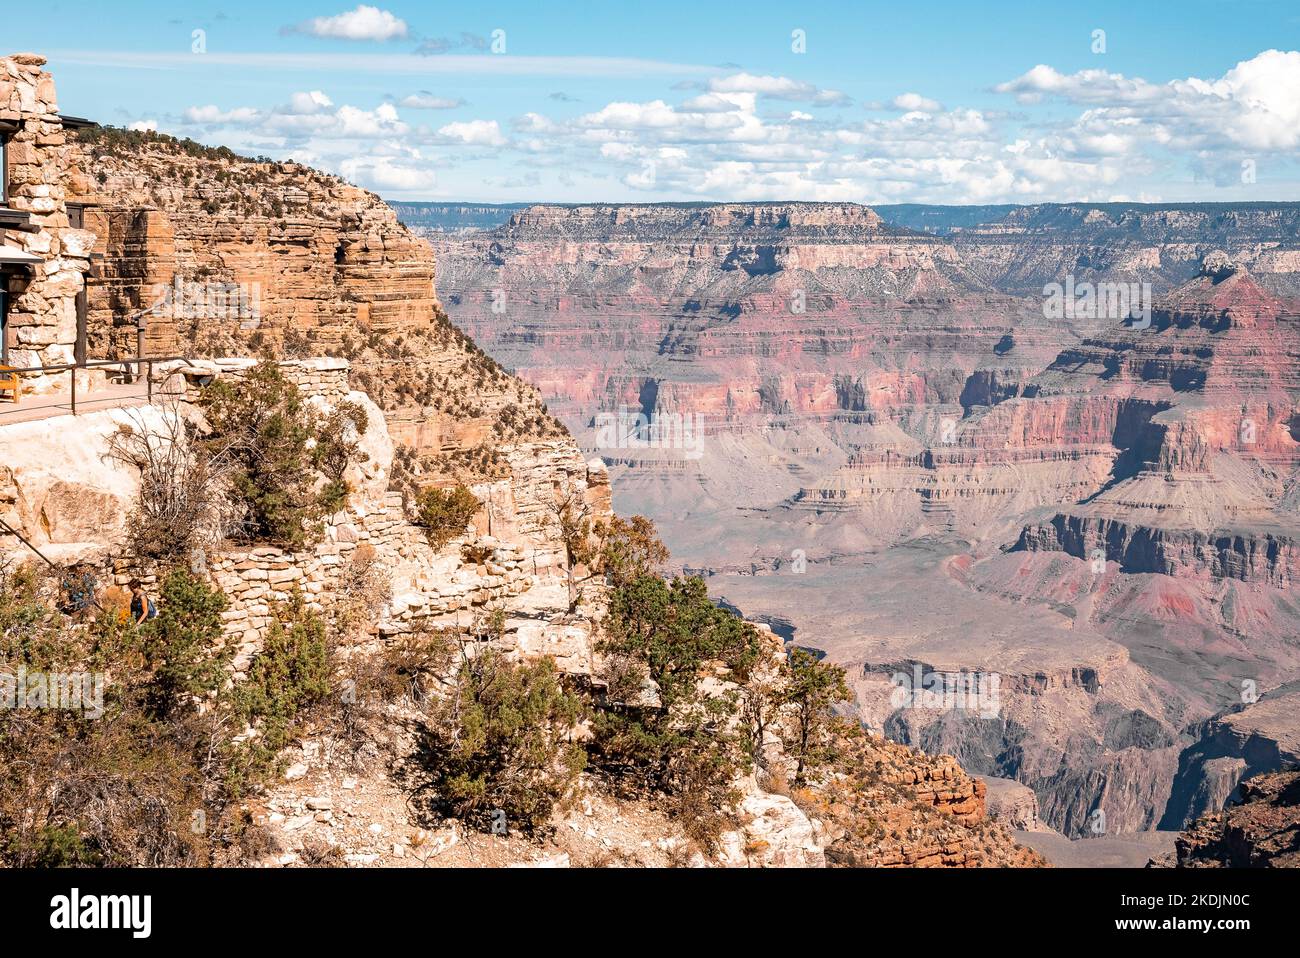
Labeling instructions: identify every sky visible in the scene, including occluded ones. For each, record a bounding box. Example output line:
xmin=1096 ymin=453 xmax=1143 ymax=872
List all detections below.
xmin=11 ymin=0 xmax=1300 ymax=203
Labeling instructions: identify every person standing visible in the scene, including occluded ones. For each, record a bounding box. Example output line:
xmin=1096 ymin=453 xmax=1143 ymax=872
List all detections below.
xmin=129 ymin=580 xmax=157 ymax=625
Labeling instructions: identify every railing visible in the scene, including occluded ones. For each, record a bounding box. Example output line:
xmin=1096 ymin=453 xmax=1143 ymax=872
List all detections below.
xmin=1 ymin=354 xmax=191 ymax=415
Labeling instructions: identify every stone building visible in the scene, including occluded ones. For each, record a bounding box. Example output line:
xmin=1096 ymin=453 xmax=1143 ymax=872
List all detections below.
xmin=0 ymin=52 xmax=96 ymax=392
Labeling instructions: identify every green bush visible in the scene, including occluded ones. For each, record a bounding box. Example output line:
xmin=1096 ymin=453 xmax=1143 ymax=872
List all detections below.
xmin=591 ymin=571 xmax=764 ymax=849
xmin=234 ymin=594 xmax=333 ymax=761
xmin=781 ymin=647 xmax=853 ymax=786
xmin=413 ymin=485 xmax=480 ymax=548
xmin=0 ymin=563 xmax=220 ymax=867
xmin=312 ymin=399 xmax=369 ymax=516
xmin=424 ymin=649 xmax=585 ymax=833
xmin=200 ymin=361 xmax=355 ymax=548
xmin=143 ymin=569 xmax=230 ymax=720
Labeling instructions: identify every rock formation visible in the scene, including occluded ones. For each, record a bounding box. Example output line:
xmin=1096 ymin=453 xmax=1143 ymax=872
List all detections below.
xmin=432 ymin=202 xmax=1300 ymax=845
xmin=1150 ymin=769 xmax=1300 ymax=867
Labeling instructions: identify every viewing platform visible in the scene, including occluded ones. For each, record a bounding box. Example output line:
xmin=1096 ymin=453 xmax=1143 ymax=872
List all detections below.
xmin=0 ymin=380 xmax=148 ymax=426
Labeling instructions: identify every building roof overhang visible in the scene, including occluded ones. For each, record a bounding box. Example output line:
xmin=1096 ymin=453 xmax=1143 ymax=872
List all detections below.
xmin=0 ymin=245 xmax=42 ymax=272
xmin=0 ymin=208 xmax=36 ymax=232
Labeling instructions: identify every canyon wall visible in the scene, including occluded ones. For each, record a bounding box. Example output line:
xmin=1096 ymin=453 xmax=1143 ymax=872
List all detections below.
xmin=433 ymin=202 xmax=1300 ymax=842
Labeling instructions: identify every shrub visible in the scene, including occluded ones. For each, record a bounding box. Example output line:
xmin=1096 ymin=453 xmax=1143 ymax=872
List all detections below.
xmin=781 ymin=648 xmax=854 ymax=786
xmin=591 ymin=572 xmax=764 ymax=850
xmin=313 ymin=400 xmax=370 ymax=516
xmin=413 ymin=485 xmax=480 ymax=548
xmin=142 ymin=569 xmax=230 ymax=720
xmin=200 ymin=361 xmax=321 ymax=548
xmin=593 ymin=515 xmax=669 ymax=589
xmin=422 ymin=649 xmax=585 ymax=833
xmin=106 ymin=403 xmax=221 ymax=562
xmin=231 ymin=593 xmax=333 ymax=782
xmin=0 ymin=563 xmax=221 ymax=867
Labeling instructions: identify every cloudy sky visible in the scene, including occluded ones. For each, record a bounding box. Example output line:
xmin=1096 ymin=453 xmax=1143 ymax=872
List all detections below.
xmin=16 ymin=0 xmax=1300 ymax=203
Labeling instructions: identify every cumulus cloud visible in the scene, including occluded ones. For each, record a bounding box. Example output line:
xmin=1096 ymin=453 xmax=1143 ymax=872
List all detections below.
xmin=286 ymin=91 xmax=334 ymax=115
xmin=127 ymin=119 xmax=158 ymax=132
xmin=339 ymin=155 xmax=435 ymax=191
xmin=184 ymin=105 xmax=261 ymax=124
xmin=289 ymin=5 xmax=408 ymax=42
xmin=437 ymin=119 xmax=507 ymax=147
xmin=890 ymin=93 xmax=942 ymax=113
xmin=996 ymin=50 xmax=1300 ymax=151
xmin=708 ymin=72 xmax=848 ymax=105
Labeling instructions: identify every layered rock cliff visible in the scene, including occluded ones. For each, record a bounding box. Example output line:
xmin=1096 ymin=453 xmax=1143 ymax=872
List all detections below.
xmin=432 ymin=202 xmax=1300 ymax=845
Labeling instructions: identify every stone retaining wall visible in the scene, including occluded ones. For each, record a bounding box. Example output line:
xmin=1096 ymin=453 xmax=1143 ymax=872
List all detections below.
xmin=110 ymin=489 xmax=537 ymax=671
xmin=151 ymin=356 xmax=351 ymax=402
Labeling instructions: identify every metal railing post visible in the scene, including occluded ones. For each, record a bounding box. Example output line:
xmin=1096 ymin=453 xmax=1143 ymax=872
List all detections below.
xmin=137 ymin=313 xmax=147 ymax=383
xmin=70 ymin=366 xmax=76 ymax=415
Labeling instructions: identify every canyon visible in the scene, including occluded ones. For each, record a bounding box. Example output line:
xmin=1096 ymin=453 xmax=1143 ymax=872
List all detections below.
xmin=428 ymin=200 xmax=1300 ymax=854
xmin=1 ymin=54 xmax=1042 ymax=869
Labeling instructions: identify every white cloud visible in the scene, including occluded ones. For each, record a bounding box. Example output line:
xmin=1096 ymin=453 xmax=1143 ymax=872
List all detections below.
xmin=996 ymin=50 xmax=1300 ymax=151
xmin=679 ymin=93 xmax=745 ymax=113
xmin=339 ymin=156 xmax=435 ymax=192
xmin=287 ymin=91 xmax=334 ymax=114
xmin=437 ymin=119 xmax=507 ymax=147
xmin=708 ymin=72 xmax=848 ymax=104
xmin=184 ymin=105 xmax=261 ymax=124
xmin=891 ymin=93 xmax=942 ymax=113
xmin=127 ymin=120 xmax=158 ymax=132
xmin=710 ymin=73 xmax=807 ymax=95
xmin=294 ymin=5 xmax=408 ymax=42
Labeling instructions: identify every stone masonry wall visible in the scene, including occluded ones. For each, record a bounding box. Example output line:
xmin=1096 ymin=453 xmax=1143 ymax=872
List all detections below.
xmin=0 ymin=53 xmax=95 ymax=387
xmin=141 ymin=492 xmax=539 ymax=673
xmin=151 ymin=356 xmax=352 ymax=402
xmin=106 ymin=356 xmax=597 ymax=672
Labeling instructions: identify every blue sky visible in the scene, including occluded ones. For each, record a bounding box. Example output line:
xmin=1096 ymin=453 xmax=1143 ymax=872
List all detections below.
xmin=12 ymin=0 xmax=1300 ymax=202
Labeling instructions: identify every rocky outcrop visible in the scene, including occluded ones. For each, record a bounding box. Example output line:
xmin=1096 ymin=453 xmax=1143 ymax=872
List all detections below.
xmin=979 ymin=775 xmax=1052 ymax=832
xmin=798 ymin=735 xmax=1045 ymax=867
xmin=67 ymin=126 xmax=572 ymax=480
xmin=716 ymin=779 xmax=825 ymax=868
xmin=70 ymin=134 xmax=438 ymax=358
xmin=1150 ymin=769 xmax=1300 ymax=868
xmin=1161 ymin=685 xmax=1300 ymax=830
